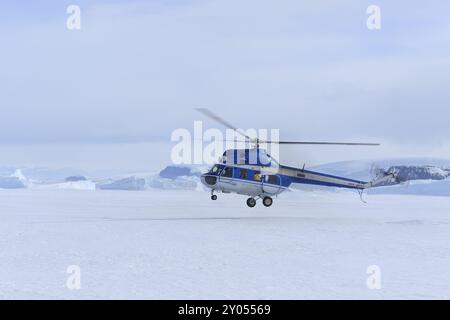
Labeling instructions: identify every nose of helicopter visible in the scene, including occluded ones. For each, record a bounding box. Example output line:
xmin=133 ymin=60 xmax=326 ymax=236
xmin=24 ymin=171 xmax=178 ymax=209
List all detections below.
xmin=201 ymin=173 xmax=217 ymax=187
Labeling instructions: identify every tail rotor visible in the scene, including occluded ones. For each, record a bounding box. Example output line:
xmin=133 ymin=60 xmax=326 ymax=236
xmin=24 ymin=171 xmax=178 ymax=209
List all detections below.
xmin=369 ymin=163 xmax=401 ymax=186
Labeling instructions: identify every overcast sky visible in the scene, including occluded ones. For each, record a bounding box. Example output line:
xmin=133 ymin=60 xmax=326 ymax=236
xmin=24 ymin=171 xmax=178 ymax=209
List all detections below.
xmin=1 ymin=0 xmax=450 ymax=172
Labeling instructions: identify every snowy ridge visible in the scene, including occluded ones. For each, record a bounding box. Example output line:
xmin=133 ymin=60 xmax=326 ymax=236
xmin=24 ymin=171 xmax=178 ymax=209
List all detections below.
xmin=0 ymin=165 xmax=206 ymax=191
xmin=0 ymin=169 xmax=28 ymax=189
xmin=95 ymin=165 xmax=206 ymax=191
xmin=300 ymin=158 xmax=450 ymax=196
xmin=2 ymin=160 xmax=450 ymax=196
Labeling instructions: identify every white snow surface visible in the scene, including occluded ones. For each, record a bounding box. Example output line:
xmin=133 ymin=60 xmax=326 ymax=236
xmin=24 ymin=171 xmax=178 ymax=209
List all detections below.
xmin=1 ymin=189 xmax=450 ymax=299
xmin=32 ymin=181 xmax=97 ymax=191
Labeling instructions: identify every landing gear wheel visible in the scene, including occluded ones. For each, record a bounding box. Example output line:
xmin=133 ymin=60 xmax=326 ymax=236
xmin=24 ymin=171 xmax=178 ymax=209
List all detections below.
xmin=246 ymin=198 xmax=256 ymax=208
xmin=262 ymin=196 xmax=273 ymax=207
xmin=211 ymin=195 xmax=218 ymax=201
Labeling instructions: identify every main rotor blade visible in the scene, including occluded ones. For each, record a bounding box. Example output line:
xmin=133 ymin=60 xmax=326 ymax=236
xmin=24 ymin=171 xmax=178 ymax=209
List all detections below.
xmin=193 ymin=138 xmax=249 ymax=142
xmin=196 ymin=108 xmax=253 ymax=141
xmin=262 ymin=141 xmax=380 ymax=146
xmin=195 ymin=138 xmax=379 ymax=146
xmin=195 ymin=109 xmax=380 ymax=146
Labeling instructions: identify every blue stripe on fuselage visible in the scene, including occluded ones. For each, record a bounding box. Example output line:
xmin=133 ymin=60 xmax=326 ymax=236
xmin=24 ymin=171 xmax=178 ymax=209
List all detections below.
xmin=279 ymin=164 xmax=366 ymax=184
xmin=282 ymin=175 xmax=362 ymax=189
xmin=219 ymin=176 xmax=288 ymax=189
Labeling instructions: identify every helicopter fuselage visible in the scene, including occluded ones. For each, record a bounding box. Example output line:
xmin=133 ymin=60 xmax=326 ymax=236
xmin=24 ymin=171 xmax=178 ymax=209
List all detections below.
xmin=201 ymin=163 xmax=289 ymax=198
xmin=200 ymin=148 xmax=370 ymax=207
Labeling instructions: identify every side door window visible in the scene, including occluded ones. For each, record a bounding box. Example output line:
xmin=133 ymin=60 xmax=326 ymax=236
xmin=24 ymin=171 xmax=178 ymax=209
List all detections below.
xmin=267 ymin=175 xmax=279 ymax=185
xmin=221 ymin=167 xmax=233 ymax=178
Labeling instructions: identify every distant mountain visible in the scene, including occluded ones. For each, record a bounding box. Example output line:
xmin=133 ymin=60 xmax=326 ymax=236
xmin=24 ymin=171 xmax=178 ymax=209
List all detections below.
xmin=97 ymin=177 xmax=147 ymax=191
xmin=0 ymin=169 xmax=28 ymax=189
xmin=95 ymin=165 xmax=205 ymax=191
xmin=311 ymin=158 xmax=450 ymax=181
xmin=379 ymin=166 xmax=449 ymax=186
xmin=148 ymin=176 xmax=199 ymax=190
xmin=159 ymin=165 xmax=203 ymax=179
xmin=0 ymin=166 xmax=88 ymax=184
xmin=20 ymin=167 xmax=88 ymax=183
xmin=65 ymin=175 xmax=88 ymax=182
xmin=0 ymin=176 xmax=26 ymax=189
xmin=4 ymin=158 xmax=449 ymax=196
xmin=309 ymin=158 xmax=450 ymax=196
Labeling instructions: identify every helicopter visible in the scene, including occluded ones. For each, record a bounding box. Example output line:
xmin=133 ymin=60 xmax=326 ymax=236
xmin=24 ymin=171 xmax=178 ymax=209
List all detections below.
xmin=197 ymin=108 xmax=397 ymax=207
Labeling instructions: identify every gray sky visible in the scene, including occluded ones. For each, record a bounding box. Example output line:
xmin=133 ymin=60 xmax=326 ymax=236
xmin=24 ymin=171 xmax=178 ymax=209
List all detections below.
xmin=1 ymin=0 xmax=450 ymax=172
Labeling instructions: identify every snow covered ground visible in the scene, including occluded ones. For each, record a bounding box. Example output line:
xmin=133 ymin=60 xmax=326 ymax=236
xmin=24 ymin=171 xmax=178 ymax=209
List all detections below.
xmin=1 ymin=189 xmax=450 ymax=299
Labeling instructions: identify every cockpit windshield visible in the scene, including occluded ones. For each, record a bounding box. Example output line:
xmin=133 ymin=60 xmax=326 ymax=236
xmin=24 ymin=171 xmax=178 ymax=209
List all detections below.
xmin=258 ymin=152 xmax=271 ymax=166
xmin=209 ymin=165 xmax=220 ymax=174
xmin=266 ymin=154 xmax=279 ymax=167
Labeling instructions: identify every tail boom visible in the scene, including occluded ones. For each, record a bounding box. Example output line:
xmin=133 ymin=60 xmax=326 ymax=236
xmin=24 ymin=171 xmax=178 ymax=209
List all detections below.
xmin=279 ymin=165 xmax=395 ymax=190
xmin=279 ymin=165 xmax=366 ymax=190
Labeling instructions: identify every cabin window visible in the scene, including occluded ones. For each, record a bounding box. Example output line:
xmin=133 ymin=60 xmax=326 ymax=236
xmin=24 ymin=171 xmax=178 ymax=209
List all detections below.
xmin=267 ymin=175 xmax=279 ymax=184
xmin=221 ymin=167 xmax=233 ymax=178
xmin=252 ymin=171 xmax=261 ymax=181
xmin=239 ymin=169 xmax=248 ymax=179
